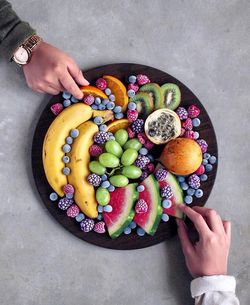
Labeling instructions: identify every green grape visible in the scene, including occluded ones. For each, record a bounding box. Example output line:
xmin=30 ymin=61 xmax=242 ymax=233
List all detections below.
xmin=99 ymin=152 xmax=120 ymax=168
xmin=122 ymin=165 xmax=142 ymax=179
xmin=121 ymin=148 xmax=138 ymax=166
xmin=124 ymin=139 xmax=142 ymax=151
xmin=109 ymin=175 xmax=129 ymax=187
xmin=89 ymin=161 xmax=106 ymax=175
xmin=105 ymin=140 xmax=123 ymax=158
xmin=114 ymin=129 xmax=128 ymax=146
xmin=96 ymin=187 xmax=110 ymax=206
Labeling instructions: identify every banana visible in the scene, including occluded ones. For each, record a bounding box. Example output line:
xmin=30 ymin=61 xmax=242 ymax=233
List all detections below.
xmin=67 ymin=121 xmax=99 ymax=218
xmin=42 ymin=103 xmax=93 ymax=196
xmin=92 ymin=109 xmax=114 ymax=123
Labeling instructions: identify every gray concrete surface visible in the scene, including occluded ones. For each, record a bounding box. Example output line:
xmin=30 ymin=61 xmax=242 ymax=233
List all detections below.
xmin=0 ymin=0 xmax=250 ymax=304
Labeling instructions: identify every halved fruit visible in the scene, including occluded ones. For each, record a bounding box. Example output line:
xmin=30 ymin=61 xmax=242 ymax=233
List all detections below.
xmin=103 ymin=183 xmax=138 ymax=239
xmin=139 ymin=83 xmax=164 ymax=110
xmin=160 ymin=83 xmax=181 ymax=110
xmin=103 ymin=75 xmax=128 ymax=112
xmin=107 ymin=118 xmax=130 ymax=133
xmin=129 ymin=92 xmax=154 ymax=118
xmin=133 ymin=174 xmax=162 ymax=235
xmin=80 ymin=85 xmax=108 ymax=99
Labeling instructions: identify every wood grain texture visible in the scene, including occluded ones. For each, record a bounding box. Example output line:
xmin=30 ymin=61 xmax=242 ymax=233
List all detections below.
xmin=31 ymin=63 xmax=218 ymax=250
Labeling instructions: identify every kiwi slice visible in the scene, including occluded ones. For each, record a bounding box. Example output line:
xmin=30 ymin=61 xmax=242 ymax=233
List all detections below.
xmin=160 ymin=83 xmax=181 ymax=110
xmin=130 ymin=92 xmax=154 ymax=118
xmin=139 ymin=83 xmax=164 ymax=110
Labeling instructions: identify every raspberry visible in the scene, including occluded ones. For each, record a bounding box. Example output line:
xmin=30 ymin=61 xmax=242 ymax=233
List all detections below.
xmin=176 ymin=107 xmax=188 ymax=120
xmin=83 ymin=94 xmax=95 ymax=105
xmin=127 ymin=109 xmax=138 ymax=122
xmin=80 ymin=219 xmax=95 ymax=232
xmin=180 ymin=128 xmax=185 ymax=136
xmin=136 ymin=74 xmax=150 ymax=86
xmin=195 ymin=164 xmax=205 ymax=176
xmin=137 ymin=132 xmax=147 ymax=144
xmin=161 ymin=186 xmax=173 ymax=199
xmin=87 ymin=174 xmax=102 ymax=187
xmin=135 ymin=199 xmax=148 ymax=213
xmin=144 ymin=139 xmax=154 ymax=150
xmin=94 ymin=132 xmax=109 ymax=144
xmin=182 ymin=118 xmax=193 ymax=131
xmin=188 ymin=105 xmax=200 ymax=118
xmin=135 ymin=155 xmax=151 ymax=169
xmin=67 ymin=204 xmax=80 ymax=217
xmin=127 ymin=127 xmax=136 ymax=138
xmin=131 ymin=119 xmax=144 ymax=133
xmin=197 ymin=139 xmax=208 ymax=153
xmin=51 ymin=103 xmax=63 ymax=115
xmin=89 ymin=144 xmax=103 ymax=157
xmin=58 ymin=198 xmax=73 ymax=210
xmin=128 ymin=83 xmax=139 ymax=92
xmin=94 ymin=221 xmax=106 ymax=233
xmin=63 ymin=184 xmax=75 ymax=195
xmin=95 ymin=78 xmax=107 ymax=90
xmin=155 ymin=168 xmax=168 ymax=181
xmin=184 ymin=130 xmax=195 ymax=139
xmin=188 ymin=174 xmax=201 ymax=189
xmin=147 ymin=163 xmax=155 ymax=173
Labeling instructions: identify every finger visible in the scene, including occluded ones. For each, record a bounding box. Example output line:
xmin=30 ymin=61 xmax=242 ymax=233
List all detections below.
xmin=192 ymin=206 xmax=224 ymax=234
xmin=43 ymin=86 xmax=60 ymax=96
xmin=176 ymin=219 xmax=195 ymax=256
xmin=222 ymin=220 xmax=231 ymax=244
xmin=67 ymin=61 xmax=89 ymax=86
xmin=60 ymin=73 xmax=83 ymax=99
xmin=178 ymin=204 xmax=210 ymax=236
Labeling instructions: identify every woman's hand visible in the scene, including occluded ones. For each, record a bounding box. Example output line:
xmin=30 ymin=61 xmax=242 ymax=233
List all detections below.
xmin=23 ymin=41 xmax=89 ymax=98
xmin=177 ymin=204 xmax=231 ymax=278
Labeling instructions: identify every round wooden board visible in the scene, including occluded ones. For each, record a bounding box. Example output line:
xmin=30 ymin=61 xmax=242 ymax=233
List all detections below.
xmin=32 ymin=63 xmax=218 ymax=250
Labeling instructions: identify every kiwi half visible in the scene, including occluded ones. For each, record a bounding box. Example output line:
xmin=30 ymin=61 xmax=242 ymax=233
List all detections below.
xmin=130 ymin=92 xmax=154 ymax=118
xmin=139 ymin=83 xmax=164 ymax=110
xmin=160 ymin=83 xmax=181 ymax=110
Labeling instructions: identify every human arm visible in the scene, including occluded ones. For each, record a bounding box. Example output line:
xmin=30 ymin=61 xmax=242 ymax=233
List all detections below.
xmin=177 ymin=204 xmax=240 ymax=305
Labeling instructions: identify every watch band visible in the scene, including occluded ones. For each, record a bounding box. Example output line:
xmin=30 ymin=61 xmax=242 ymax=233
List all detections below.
xmin=23 ymin=34 xmax=43 ymax=52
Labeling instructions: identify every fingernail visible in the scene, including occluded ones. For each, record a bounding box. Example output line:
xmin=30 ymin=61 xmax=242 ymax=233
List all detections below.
xmin=83 ymin=78 xmax=89 ymax=85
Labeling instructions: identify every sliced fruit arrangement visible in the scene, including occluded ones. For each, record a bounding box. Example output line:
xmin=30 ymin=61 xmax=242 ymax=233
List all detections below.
xmin=45 ymin=72 xmax=217 ymax=239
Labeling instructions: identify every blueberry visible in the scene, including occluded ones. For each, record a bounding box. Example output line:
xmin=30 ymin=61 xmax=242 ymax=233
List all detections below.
xmin=195 ymin=189 xmax=204 ymax=198
xmin=129 ymin=221 xmax=137 ymax=229
xmin=184 ymin=195 xmax=193 ymax=204
xmin=109 ymin=135 xmax=116 ymax=140
xmin=209 ymin=156 xmax=217 ymax=164
xmin=101 ymin=180 xmax=110 ymax=188
xmin=139 ymin=147 xmax=148 ymax=155
xmin=107 ymin=132 xmax=113 ymax=137
xmin=114 ymin=106 xmax=122 ymax=113
xmin=127 ymin=89 xmax=135 ymax=98
xmin=128 ymin=102 xmax=136 ymax=110
xmin=49 ymin=192 xmax=58 ymax=201
xmin=97 ymin=214 xmax=103 ymax=220
xmin=178 ymin=176 xmax=185 ymax=183
xmin=66 ymin=193 xmax=73 ymax=199
xmin=98 ymin=104 xmax=106 ymax=110
xmin=115 ymin=113 xmax=124 ymax=119
xmin=63 ymin=167 xmax=70 ymax=175
xmin=71 ymin=96 xmax=78 ymax=103
xmin=62 ymin=91 xmax=71 ymax=99
xmin=94 ymin=116 xmax=103 ymax=125
xmin=162 ymin=199 xmax=172 ymax=209
xmin=147 ymin=154 xmax=154 ymax=162
xmin=137 ymin=185 xmax=145 ymax=192
xmin=91 ymin=104 xmax=98 ymax=110
xmin=66 ymin=136 xmax=73 ymax=145
xmin=63 ymin=144 xmax=71 ymax=153
xmin=70 ymin=129 xmax=79 ymax=138
xmin=205 ymin=164 xmax=213 ymax=172
xmin=137 ymin=228 xmax=145 ymax=236
xmin=161 ymin=213 xmax=170 ymax=222
xmin=101 ymin=174 xmax=108 ymax=181
xmin=102 ymin=98 xmax=109 ymax=105
xmin=108 ymin=184 xmax=115 ymax=192
xmin=109 ymin=94 xmax=116 ymax=102
xmin=62 ymin=156 xmax=70 ymax=163
xmin=181 ymin=182 xmax=189 ymax=191
xmin=105 ymin=88 xmax=111 ymax=96
xmin=99 ymin=124 xmax=107 ymax=132
xmin=104 ymin=205 xmax=113 ymax=213
xmin=192 ymin=118 xmax=201 ymax=127
xmin=194 ymin=131 xmax=199 ymax=139
xmin=202 ymin=159 xmax=209 ymax=165
xmin=200 ymin=174 xmax=208 ymax=181
xmin=107 ymin=101 xmax=115 ymax=110
xmin=128 ymin=75 xmax=137 ymax=84
xmin=75 ymin=213 xmax=85 ymax=222
xmin=63 ymin=99 xmax=71 ymax=107
xmin=187 ymin=188 xmax=195 ymax=196
xmin=98 ymin=205 xmax=104 ymax=213
xmin=203 ymin=153 xmax=211 ymax=160
xmin=95 ymin=97 xmax=101 ymax=105
xmin=124 ymin=227 xmax=132 ymax=235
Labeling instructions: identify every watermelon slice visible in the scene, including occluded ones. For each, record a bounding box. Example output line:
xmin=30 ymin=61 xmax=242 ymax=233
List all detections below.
xmin=156 ymin=164 xmax=184 ymax=219
xmin=133 ymin=175 xmax=162 ymax=235
xmin=103 ymin=184 xmax=138 ymax=239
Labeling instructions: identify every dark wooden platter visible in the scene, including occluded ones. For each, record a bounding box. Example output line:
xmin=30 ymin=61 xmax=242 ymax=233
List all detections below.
xmin=31 ymin=63 xmax=218 ymax=250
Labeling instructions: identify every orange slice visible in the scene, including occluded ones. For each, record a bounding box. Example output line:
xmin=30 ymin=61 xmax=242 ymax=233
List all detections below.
xmin=103 ymin=75 xmax=128 ymax=112
xmin=80 ymin=86 xmax=108 ymax=99
xmin=107 ymin=118 xmax=130 ymax=133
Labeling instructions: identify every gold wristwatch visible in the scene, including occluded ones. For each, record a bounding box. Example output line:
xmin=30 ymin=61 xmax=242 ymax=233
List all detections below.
xmin=12 ymin=34 xmax=43 ymax=66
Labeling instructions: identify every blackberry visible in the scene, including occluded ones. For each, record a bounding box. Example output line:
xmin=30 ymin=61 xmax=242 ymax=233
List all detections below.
xmin=87 ymin=173 xmax=102 ymax=187
xmin=135 ymin=154 xmax=150 ymax=169
xmin=131 ymin=119 xmax=144 ymax=133
xmin=58 ymin=198 xmax=73 ymax=210
xmin=188 ymin=174 xmax=201 ymax=190
xmin=176 ymin=107 xmax=188 ymax=120
xmin=155 ymin=168 xmax=168 ymax=181
xmin=80 ymin=219 xmax=95 ymax=232
xmin=161 ymin=186 xmax=173 ymax=199
xmin=94 ymin=131 xmax=109 ymax=144
xmin=140 ymin=170 xmax=149 ymax=181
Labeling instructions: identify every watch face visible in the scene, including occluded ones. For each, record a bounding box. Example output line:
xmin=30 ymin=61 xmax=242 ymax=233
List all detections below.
xmin=14 ymin=46 xmax=29 ymax=64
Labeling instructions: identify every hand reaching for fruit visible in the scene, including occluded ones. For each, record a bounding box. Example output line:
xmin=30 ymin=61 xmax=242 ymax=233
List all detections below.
xmin=177 ymin=204 xmax=231 ymax=278
xmin=23 ymin=41 xmax=89 ymax=98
